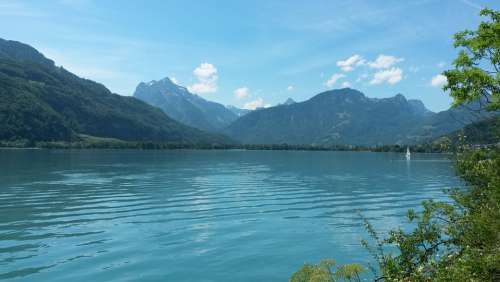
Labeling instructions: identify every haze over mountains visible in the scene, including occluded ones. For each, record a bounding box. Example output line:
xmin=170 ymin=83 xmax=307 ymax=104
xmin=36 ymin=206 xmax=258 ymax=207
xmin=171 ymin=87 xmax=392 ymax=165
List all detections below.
xmin=0 ymin=38 xmax=494 ymax=146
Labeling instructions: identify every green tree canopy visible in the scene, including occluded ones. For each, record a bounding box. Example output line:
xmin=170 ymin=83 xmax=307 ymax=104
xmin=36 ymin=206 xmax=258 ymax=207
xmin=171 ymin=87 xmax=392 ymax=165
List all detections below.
xmin=443 ymin=8 xmax=500 ymax=111
xmin=291 ymin=7 xmax=500 ymax=282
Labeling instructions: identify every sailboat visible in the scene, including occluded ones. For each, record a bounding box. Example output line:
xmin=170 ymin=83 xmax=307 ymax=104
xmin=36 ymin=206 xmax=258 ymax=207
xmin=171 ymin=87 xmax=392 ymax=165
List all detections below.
xmin=406 ymin=147 xmax=411 ymax=160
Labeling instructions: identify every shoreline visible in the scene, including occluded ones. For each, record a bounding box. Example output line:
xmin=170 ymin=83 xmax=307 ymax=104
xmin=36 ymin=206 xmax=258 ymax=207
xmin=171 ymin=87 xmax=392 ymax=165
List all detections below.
xmin=0 ymin=144 xmax=455 ymax=154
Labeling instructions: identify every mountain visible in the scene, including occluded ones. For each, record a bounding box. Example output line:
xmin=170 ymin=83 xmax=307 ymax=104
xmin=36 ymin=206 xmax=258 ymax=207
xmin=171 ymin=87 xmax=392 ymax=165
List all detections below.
xmin=407 ymin=98 xmax=433 ymax=117
xmin=226 ymin=105 xmax=251 ymax=117
xmin=0 ymin=39 xmax=55 ymax=67
xmin=283 ymin=98 xmax=296 ymax=105
xmin=223 ymin=88 xmax=490 ymax=145
xmin=433 ymin=116 xmax=499 ymax=146
xmin=405 ymin=100 xmax=491 ymax=143
xmin=0 ymin=38 xmax=229 ymax=144
xmin=133 ymin=78 xmax=238 ymax=132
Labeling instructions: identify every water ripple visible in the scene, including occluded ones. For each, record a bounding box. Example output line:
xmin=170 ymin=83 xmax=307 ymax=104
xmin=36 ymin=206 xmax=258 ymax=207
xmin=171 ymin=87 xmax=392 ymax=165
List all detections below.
xmin=0 ymin=150 xmax=460 ymax=282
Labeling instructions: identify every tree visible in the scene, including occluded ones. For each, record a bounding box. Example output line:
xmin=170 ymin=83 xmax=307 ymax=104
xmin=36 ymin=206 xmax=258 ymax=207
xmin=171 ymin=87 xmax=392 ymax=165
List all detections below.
xmin=443 ymin=8 xmax=500 ymax=111
xmin=290 ymin=260 xmax=365 ymax=282
xmin=290 ymin=7 xmax=500 ymax=282
xmin=360 ymin=8 xmax=500 ymax=281
xmin=361 ymin=149 xmax=499 ymax=281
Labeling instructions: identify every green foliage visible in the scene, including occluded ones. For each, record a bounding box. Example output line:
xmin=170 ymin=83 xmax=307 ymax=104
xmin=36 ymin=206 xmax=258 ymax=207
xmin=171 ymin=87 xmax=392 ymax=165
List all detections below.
xmin=289 ymin=147 xmax=500 ymax=282
xmin=291 ymin=9 xmax=499 ymax=281
xmin=360 ymin=9 xmax=500 ymax=280
xmin=361 ymin=149 xmax=500 ymax=281
xmin=290 ymin=260 xmax=365 ymax=282
xmin=443 ymin=8 xmax=500 ymax=111
xmin=359 ymin=9 xmax=500 ymax=275
xmin=31 ymin=135 xmax=236 ymax=150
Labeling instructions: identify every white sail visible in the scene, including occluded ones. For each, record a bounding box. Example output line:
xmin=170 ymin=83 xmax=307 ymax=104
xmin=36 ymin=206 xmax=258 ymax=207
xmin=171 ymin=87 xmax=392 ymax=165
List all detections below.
xmin=406 ymin=147 xmax=411 ymax=160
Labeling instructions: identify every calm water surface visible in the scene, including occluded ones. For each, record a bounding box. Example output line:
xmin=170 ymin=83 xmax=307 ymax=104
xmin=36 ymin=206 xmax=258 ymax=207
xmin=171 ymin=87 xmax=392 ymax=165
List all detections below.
xmin=0 ymin=150 xmax=461 ymax=281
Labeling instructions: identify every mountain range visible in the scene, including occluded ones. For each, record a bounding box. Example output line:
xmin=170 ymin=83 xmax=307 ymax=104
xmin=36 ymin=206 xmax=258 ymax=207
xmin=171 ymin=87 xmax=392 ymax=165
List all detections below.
xmin=223 ymin=88 xmax=491 ymax=145
xmin=0 ymin=38 xmax=494 ymax=147
xmin=0 ymin=38 xmax=228 ymax=144
xmin=131 ymin=77 xmax=490 ymax=146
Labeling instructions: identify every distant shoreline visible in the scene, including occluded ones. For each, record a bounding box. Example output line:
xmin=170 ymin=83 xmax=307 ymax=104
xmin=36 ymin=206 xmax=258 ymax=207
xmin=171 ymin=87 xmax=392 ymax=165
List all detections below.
xmin=0 ymin=141 xmax=456 ymax=153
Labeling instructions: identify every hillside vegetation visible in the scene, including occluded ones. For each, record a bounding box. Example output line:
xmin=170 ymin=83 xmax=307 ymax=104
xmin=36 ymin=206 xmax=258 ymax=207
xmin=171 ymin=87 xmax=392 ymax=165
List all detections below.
xmin=0 ymin=39 xmax=229 ymax=145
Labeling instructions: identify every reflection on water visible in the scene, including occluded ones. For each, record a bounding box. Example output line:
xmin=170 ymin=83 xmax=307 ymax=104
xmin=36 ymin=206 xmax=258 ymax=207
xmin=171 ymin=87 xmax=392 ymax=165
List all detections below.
xmin=0 ymin=150 xmax=460 ymax=281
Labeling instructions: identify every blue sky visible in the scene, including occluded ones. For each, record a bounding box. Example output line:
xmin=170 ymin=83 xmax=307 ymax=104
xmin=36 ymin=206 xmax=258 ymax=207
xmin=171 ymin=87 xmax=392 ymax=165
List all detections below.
xmin=1 ymin=0 xmax=498 ymax=111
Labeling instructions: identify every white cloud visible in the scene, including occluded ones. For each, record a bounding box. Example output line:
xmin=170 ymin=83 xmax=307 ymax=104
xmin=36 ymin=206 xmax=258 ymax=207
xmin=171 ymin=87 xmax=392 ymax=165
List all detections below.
xmin=370 ymin=67 xmax=403 ymax=85
xmin=336 ymin=54 xmax=365 ymax=72
xmin=243 ymin=98 xmax=271 ymax=110
xmin=193 ymin=62 xmax=217 ymax=78
xmin=234 ymin=87 xmax=250 ymax=99
xmin=325 ymin=73 xmax=345 ymax=88
xmin=287 ymin=85 xmax=294 ymax=91
xmin=342 ymin=81 xmax=352 ymax=88
xmin=437 ymin=61 xmax=446 ymax=68
xmin=188 ymin=63 xmax=218 ymax=94
xmin=171 ymin=77 xmax=179 ymax=85
xmin=430 ymin=74 xmax=447 ymax=87
xmin=368 ymin=55 xmax=404 ymax=69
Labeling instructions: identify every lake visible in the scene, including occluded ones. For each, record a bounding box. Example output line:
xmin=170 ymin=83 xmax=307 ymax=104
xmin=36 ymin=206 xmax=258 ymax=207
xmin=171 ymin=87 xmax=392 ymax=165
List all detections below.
xmin=0 ymin=150 xmax=461 ymax=281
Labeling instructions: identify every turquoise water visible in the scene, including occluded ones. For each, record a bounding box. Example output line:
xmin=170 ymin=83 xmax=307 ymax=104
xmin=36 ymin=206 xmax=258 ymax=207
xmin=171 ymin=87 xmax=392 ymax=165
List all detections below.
xmin=0 ymin=150 xmax=460 ymax=281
